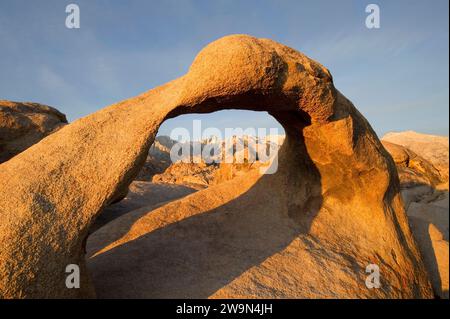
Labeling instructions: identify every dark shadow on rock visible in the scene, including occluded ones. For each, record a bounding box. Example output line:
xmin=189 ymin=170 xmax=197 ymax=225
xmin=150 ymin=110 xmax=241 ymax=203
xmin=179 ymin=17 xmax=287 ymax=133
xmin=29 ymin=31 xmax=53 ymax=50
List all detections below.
xmin=401 ymin=183 xmax=448 ymax=298
xmin=90 ymin=182 xmax=197 ymax=233
xmin=87 ymin=129 xmax=324 ymax=298
xmin=408 ymin=217 xmax=444 ymax=298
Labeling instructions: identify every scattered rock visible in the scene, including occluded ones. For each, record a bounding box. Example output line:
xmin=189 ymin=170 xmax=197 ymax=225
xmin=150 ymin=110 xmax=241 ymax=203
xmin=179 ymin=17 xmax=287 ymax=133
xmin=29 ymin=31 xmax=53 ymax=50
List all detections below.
xmin=151 ymin=160 xmax=264 ymax=189
xmin=137 ymin=135 xmax=277 ymax=186
xmin=152 ymin=162 xmax=217 ymax=189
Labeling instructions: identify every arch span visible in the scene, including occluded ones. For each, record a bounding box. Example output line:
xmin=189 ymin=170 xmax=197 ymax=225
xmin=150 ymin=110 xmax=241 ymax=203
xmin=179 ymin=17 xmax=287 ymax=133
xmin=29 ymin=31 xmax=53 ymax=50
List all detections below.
xmin=0 ymin=35 xmax=432 ymax=298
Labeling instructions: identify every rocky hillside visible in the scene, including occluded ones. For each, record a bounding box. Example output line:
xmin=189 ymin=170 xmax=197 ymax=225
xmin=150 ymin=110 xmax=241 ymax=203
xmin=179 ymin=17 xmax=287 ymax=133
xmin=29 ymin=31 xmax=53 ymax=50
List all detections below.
xmin=136 ymin=135 xmax=281 ymax=188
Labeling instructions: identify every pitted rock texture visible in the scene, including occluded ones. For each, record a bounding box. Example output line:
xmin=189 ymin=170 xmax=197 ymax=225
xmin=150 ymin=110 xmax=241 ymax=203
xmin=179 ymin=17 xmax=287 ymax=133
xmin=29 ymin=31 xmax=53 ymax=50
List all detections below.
xmin=0 ymin=35 xmax=433 ymax=298
xmin=0 ymin=100 xmax=67 ymax=164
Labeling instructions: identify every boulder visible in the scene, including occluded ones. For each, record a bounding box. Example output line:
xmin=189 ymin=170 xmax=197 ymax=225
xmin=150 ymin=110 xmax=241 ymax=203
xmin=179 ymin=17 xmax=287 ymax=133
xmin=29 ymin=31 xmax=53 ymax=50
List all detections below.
xmin=0 ymin=100 xmax=67 ymax=163
xmin=383 ymin=131 xmax=449 ymax=183
xmin=382 ymin=141 xmax=443 ymax=188
xmin=0 ymin=35 xmax=433 ymax=298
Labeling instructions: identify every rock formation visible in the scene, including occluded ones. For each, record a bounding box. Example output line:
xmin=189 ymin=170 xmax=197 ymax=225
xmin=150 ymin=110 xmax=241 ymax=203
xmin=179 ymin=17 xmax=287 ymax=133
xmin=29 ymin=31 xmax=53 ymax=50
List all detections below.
xmin=382 ymin=137 xmax=449 ymax=298
xmin=382 ymin=141 xmax=443 ymax=189
xmin=144 ymin=135 xmax=271 ymax=188
xmin=0 ymin=35 xmax=433 ymax=298
xmin=383 ymin=131 xmax=449 ymax=184
xmin=152 ymin=162 xmax=217 ymax=188
xmin=0 ymin=100 xmax=67 ymax=164
xmin=382 ymin=135 xmax=449 ymax=298
xmin=135 ymin=136 xmax=176 ymax=181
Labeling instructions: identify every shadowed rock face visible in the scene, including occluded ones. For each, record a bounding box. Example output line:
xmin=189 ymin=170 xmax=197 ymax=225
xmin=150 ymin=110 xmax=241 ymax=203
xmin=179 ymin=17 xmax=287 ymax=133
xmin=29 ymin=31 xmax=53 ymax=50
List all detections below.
xmin=0 ymin=35 xmax=433 ymax=298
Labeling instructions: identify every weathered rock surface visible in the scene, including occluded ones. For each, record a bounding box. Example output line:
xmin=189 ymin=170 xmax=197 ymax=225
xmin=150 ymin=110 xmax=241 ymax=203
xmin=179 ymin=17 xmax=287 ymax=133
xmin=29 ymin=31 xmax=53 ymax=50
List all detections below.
xmin=382 ymin=137 xmax=449 ymax=298
xmin=0 ymin=100 xmax=67 ymax=163
xmin=0 ymin=35 xmax=433 ymax=298
xmin=383 ymin=131 xmax=449 ymax=184
xmin=382 ymin=141 xmax=443 ymax=188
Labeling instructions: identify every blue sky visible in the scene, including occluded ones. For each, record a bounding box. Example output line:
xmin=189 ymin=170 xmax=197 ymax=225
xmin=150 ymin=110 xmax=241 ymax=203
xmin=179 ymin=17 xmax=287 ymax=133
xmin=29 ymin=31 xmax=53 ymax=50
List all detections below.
xmin=0 ymin=0 xmax=448 ymax=138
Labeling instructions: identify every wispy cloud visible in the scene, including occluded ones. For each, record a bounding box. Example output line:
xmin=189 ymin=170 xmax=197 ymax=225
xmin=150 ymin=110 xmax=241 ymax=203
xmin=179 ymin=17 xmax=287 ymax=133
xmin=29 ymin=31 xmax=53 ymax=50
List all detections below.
xmin=0 ymin=0 xmax=447 ymax=136
xmin=299 ymin=27 xmax=430 ymax=67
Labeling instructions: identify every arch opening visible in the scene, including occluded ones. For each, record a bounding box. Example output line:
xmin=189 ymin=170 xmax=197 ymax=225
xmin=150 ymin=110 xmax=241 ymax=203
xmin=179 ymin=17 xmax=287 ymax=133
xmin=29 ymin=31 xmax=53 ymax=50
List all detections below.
xmin=86 ymin=108 xmax=324 ymax=298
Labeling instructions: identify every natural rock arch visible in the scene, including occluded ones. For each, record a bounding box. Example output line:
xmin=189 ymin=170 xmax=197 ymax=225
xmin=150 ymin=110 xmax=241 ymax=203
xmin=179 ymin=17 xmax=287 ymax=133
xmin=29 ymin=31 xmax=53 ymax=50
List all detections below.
xmin=0 ymin=35 xmax=432 ymax=298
